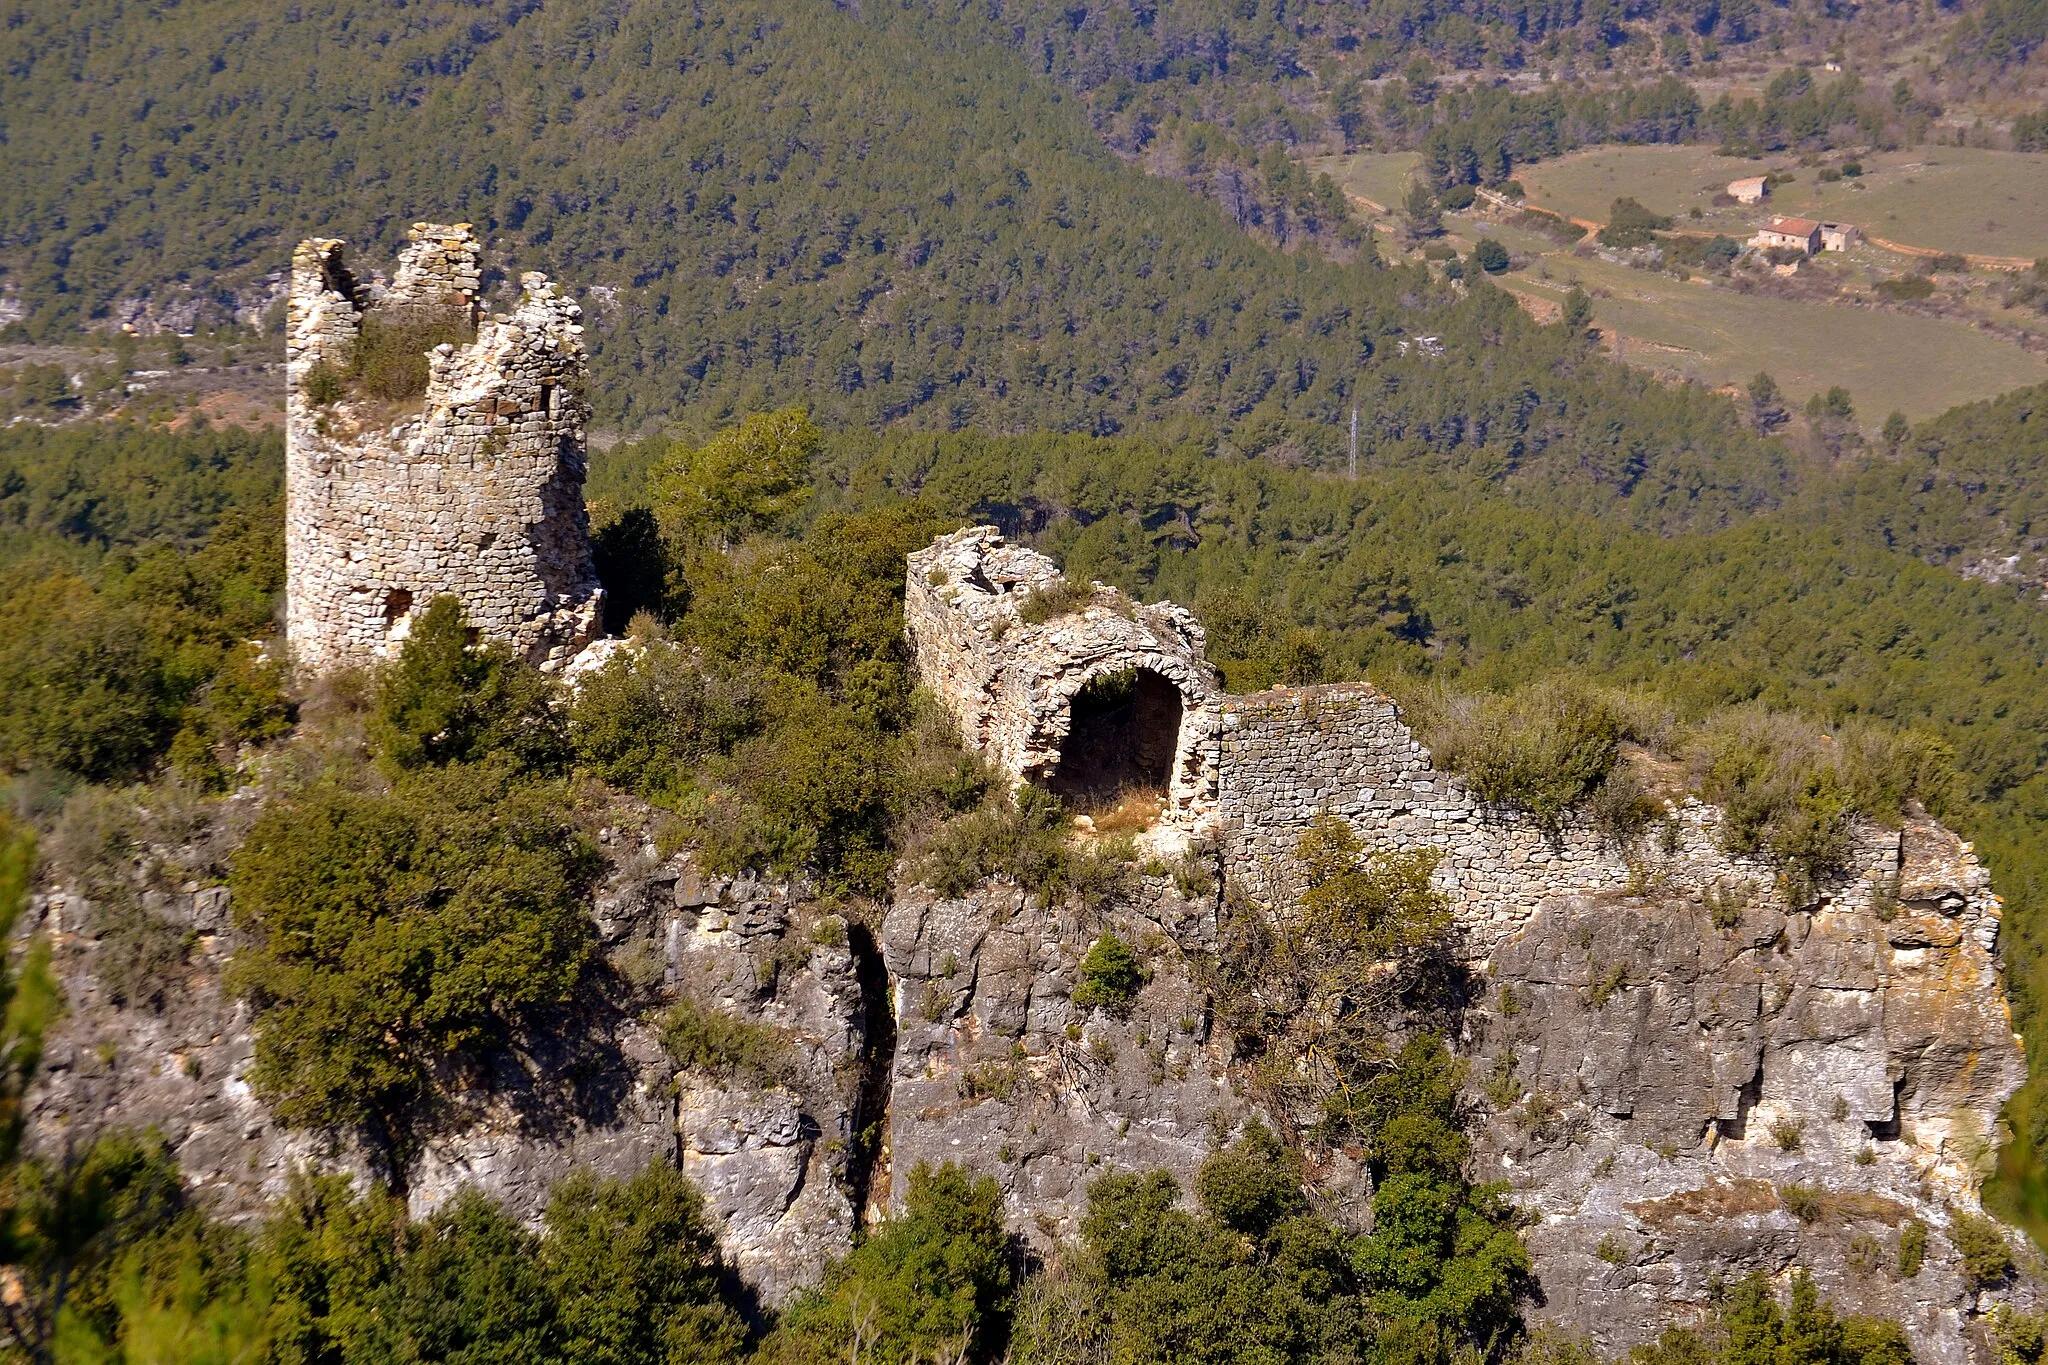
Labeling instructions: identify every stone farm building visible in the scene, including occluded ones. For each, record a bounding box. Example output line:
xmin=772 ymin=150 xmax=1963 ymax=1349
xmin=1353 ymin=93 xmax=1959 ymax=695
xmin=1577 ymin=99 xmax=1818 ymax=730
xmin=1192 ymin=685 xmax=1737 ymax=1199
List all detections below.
xmin=1820 ymin=221 xmax=1860 ymax=252
xmin=1753 ymin=216 xmax=1823 ymax=253
xmin=1727 ymin=175 xmax=1769 ymax=204
xmin=1744 ymin=215 xmax=1826 ymax=253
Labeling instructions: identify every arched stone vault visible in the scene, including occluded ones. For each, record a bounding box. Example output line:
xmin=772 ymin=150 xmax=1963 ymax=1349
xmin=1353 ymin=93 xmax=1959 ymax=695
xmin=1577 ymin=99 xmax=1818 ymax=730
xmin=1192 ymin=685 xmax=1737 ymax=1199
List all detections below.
xmin=904 ymin=526 xmax=1219 ymax=825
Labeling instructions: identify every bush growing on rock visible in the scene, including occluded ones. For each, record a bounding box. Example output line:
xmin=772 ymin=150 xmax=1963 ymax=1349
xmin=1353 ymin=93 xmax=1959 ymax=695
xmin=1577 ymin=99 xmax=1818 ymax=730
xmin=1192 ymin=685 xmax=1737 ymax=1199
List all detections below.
xmin=1951 ymin=1211 xmax=2015 ymax=1289
xmin=1992 ymin=1306 xmax=2048 ymax=1365
xmin=370 ymin=595 xmax=570 ymax=776
xmin=759 ymin=1162 xmax=1014 ymax=1365
xmin=911 ymin=784 xmax=1132 ymax=908
xmin=1629 ymin=1271 xmax=1913 ymax=1365
xmin=659 ymin=997 xmax=791 ymax=1083
xmin=1016 ymin=579 xmax=1098 ymax=626
xmin=1296 ymin=815 xmax=1452 ymax=958
xmin=1897 ymin=1218 xmax=1927 ymax=1277
xmin=1211 ymin=823 xmax=1462 ymax=1141
xmin=1071 ymin=931 xmax=1145 ymax=1017
xmin=1780 ymin=1183 xmax=1824 ymax=1221
xmin=569 ymin=630 xmax=757 ymax=796
xmin=1194 ymin=1123 xmax=1308 ymax=1235
xmin=348 ymin=310 xmax=475 ymax=402
xmin=227 ymin=762 xmax=598 ymax=1145
xmin=1407 ymin=679 xmax=1667 ymax=836
xmin=168 ymin=642 xmax=294 ymax=790
xmin=1622 ymin=1277 xmax=1908 ymax=1365
xmin=1691 ymin=707 xmax=1955 ymax=891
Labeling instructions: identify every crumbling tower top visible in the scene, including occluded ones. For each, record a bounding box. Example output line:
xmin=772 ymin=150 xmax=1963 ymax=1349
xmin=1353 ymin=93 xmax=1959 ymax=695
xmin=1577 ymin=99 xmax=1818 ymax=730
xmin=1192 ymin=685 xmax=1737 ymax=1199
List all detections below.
xmin=283 ymin=222 xmax=603 ymax=673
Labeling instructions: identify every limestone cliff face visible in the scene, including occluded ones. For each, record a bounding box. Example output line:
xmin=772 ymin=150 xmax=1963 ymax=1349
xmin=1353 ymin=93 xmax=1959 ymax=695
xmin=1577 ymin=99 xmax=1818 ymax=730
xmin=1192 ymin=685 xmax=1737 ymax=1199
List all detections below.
xmin=870 ymin=849 xmax=2025 ymax=1365
xmin=20 ymin=780 xmax=2031 ymax=1359
xmin=879 ymin=875 xmax=1253 ymax=1244
xmin=22 ymin=815 xmax=872 ymax=1308
xmin=1465 ymin=812 xmax=2024 ymax=1365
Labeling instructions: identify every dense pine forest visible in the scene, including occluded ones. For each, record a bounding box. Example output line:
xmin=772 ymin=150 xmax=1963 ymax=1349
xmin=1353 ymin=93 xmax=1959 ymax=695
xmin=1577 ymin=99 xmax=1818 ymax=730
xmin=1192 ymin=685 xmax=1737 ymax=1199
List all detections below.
xmin=4 ymin=0 xmax=2043 ymax=432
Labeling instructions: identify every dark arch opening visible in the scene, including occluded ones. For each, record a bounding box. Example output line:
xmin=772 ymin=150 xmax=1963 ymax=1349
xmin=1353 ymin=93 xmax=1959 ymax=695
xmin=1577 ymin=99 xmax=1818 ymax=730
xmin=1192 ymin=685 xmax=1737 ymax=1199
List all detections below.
xmin=1046 ymin=667 xmax=1183 ymax=811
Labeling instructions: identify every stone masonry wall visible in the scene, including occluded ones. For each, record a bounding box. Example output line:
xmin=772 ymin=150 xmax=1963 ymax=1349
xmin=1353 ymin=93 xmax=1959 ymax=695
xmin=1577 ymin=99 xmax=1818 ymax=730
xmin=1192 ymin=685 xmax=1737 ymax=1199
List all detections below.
xmin=285 ymin=223 xmax=603 ymax=673
xmin=1202 ymin=682 xmax=2020 ymax=1200
xmin=905 ymin=526 xmax=1219 ymax=818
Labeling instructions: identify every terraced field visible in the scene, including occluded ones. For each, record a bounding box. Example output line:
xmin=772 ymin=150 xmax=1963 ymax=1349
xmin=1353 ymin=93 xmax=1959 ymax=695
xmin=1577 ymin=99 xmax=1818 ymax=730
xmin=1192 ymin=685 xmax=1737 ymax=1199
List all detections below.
xmin=1500 ymin=257 xmax=2047 ymax=419
xmin=1307 ymin=151 xmax=1420 ymax=213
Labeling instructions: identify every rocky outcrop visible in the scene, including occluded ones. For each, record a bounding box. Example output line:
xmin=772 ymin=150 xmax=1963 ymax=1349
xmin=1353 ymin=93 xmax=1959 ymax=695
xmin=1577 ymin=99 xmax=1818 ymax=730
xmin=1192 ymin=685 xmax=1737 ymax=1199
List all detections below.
xmin=880 ymin=871 xmax=1250 ymax=1246
xmin=18 ymin=531 xmax=2035 ymax=1356
xmin=22 ymin=884 xmax=376 ymax=1215
xmin=22 ymin=779 xmax=2034 ymax=1358
xmin=662 ymin=867 xmax=869 ymax=1302
xmin=901 ymin=528 xmax=2033 ymax=1364
xmin=22 ymin=816 xmax=870 ymax=1306
xmin=1469 ymin=814 xmax=2026 ymax=1365
xmin=371 ymin=847 xmax=874 ymax=1305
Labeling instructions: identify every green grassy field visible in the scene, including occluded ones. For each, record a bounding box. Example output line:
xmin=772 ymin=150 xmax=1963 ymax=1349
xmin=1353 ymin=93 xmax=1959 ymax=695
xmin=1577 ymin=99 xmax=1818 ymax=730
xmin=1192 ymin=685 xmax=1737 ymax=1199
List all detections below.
xmin=1307 ymin=151 xmax=1419 ymax=212
xmin=1504 ymin=255 xmax=2048 ymax=418
xmin=1519 ymin=145 xmax=2048 ymax=260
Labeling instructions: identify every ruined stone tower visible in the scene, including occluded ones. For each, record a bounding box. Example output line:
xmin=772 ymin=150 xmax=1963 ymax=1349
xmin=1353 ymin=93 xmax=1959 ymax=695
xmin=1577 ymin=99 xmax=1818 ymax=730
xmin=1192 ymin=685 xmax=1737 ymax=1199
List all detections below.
xmin=284 ymin=223 xmax=604 ymax=673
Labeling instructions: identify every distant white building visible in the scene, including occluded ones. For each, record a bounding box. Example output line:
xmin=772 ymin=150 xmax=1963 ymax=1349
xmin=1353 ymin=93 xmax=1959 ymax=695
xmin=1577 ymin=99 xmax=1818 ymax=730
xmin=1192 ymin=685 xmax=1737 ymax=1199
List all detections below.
xmin=1728 ymin=176 xmax=1769 ymax=205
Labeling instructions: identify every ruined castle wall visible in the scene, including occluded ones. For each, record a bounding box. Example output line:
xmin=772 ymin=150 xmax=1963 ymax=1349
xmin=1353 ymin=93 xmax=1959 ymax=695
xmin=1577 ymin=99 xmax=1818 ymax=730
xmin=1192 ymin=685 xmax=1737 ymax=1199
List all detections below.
xmin=904 ymin=529 xmax=2024 ymax=1206
xmin=284 ymin=223 xmax=603 ymax=673
xmin=1211 ymin=684 xmax=1890 ymax=947
xmin=1205 ymin=681 xmax=2020 ymax=1200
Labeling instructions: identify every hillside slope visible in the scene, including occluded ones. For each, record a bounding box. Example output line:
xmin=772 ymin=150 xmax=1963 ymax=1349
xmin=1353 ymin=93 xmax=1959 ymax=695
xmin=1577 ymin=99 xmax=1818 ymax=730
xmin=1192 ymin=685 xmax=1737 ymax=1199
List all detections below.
xmin=2 ymin=0 xmax=1820 ymax=529
xmin=0 ymin=0 xmax=1394 ymax=435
